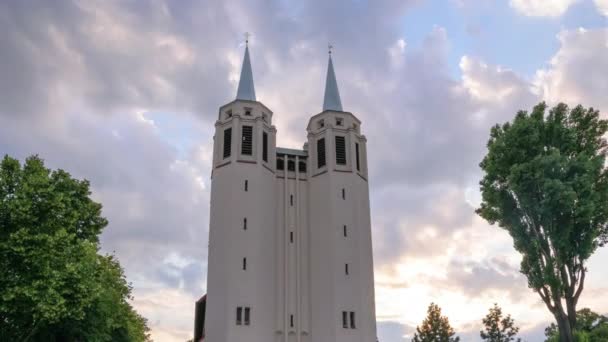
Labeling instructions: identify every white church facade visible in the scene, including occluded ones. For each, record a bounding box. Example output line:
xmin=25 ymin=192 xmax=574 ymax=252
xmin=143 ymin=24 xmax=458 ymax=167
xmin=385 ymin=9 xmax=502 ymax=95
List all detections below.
xmin=202 ymin=42 xmax=377 ymax=342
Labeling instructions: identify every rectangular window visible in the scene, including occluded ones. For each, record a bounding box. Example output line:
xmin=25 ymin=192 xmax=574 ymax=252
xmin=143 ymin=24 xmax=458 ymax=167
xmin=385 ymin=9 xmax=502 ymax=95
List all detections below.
xmin=262 ymin=132 xmax=268 ymax=162
xmin=236 ymin=307 xmax=243 ymax=325
xmin=277 ymin=158 xmax=284 ymax=170
xmin=298 ymin=161 xmax=307 ymax=173
xmin=244 ymin=307 xmax=251 ymax=326
xmin=243 ymin=218 xmax=247 ymax=230
xmin=290 ymin=195 xmax=293 ymax=206
xmin=245 ymin=108 xmax=252 ymax=116
xmin=243 ymin=258 xmax=247 ymax=270
xmin=223 ymin=128 xmax=232 ymax=159
xmin=317 ymin=138 xmax=326 ymax=168
xmin=290 ymin=314 xmax=294 ymax=328
xmin=241 ymin=126 xmax=253 ymax=155
xmin=355 ymin=143 xmax=360 ymax=171
xmin=343 ymin=225 xmax=347 ymax=237
xmin=342 ymin=311 xmax=348 ymax=328
xmin=335 ymin=136 xmax=346 ymax=165
xmin=290 ymin=232 xmax=294 ymax=243
xmin=350 ymin=312 xmax=356 ymax=329
xmin=345 ymin=263 xmax=349 ymax=275
xmin=342 ymin=188 xmax=345 ymax=200
xmin=244 ymin=180 xmax=248 ymax=191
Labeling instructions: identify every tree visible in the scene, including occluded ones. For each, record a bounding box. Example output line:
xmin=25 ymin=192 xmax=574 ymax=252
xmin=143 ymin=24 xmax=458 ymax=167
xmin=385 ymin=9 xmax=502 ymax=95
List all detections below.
xmin=412 ymin=303 xmax=460 ymax=342
xmin=545 ymin=308 xmax=608 ymax=342
xmin=480 ymin=304 xmax=521 ymax=342
xmin=0 ymin=155 xmax=150 ymax=341
xmin=476 ymin=103 xmax=608 ymax=342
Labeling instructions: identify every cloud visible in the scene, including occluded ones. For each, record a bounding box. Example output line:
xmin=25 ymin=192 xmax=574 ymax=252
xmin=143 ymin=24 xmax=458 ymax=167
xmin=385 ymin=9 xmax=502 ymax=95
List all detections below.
xmin=534 ymin=28 xmax=608 ymax=111
xmin=509 ymin=0 xmax=581 ymax=17
xmin=596 ymin=0 xmax=608 ymax=15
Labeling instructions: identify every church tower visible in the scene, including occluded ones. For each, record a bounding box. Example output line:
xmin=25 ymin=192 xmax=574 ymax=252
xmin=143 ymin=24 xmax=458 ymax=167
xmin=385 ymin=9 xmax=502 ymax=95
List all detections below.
xmin=205 ymin=41 xmax=278 ymax=342
xmin=203 ymin=44 xmax=376 ymax=342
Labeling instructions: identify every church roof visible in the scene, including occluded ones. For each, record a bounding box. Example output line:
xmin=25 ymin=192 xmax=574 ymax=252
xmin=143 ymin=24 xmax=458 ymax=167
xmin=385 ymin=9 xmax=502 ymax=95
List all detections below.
xmin=236 ymin=44 xmax=256 ymax=101
xmin=322 ymin=54 xmax=343 ymax=112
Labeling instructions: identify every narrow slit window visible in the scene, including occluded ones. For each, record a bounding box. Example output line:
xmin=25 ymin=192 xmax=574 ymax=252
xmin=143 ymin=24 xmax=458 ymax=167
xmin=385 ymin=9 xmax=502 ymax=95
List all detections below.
xmin=223 ymin=128 xmax=232 ymax=159
xmin=243 ymin=258 xmax=247 ymax=270
xmin=342 ymin=188 xmax=345 ymax=200
xmin=243 ymin=218 xmax=247 ymax=230
xmin=244 ymin=180 xmax=248 ymax=191
xmin=241 ymin=126 xmax=253 ymax=155
xmin=236 ymin=307 xmax=243 ymax=325
xmin=355 ymin=142 xmax=360 ymax=171
xmin=290 ymin=314 xmax=294 ymax=328
xmin=350 ymin=312 xmax=356 ymax=329
xmin=290 ymin=194 xmax=293 ymax=206
xmin=343 ymin=225 xmax=347 ymax=237
xmin=244 ymin=307 xmax=251 ymax=326
xmin=317 ymin=138 xmax=326 ymax=168
xmin=342 ymin=311 xmax=348 ymax=328
xmin=262 ymin=131 xmax=268 ymax=162
xmin=345 ymin=263 xmax=349 ymax=275
xmin=290 ymin=232 xmax=294 ymax=243
xmin=335 ymin=136 xmax=346 ymax=165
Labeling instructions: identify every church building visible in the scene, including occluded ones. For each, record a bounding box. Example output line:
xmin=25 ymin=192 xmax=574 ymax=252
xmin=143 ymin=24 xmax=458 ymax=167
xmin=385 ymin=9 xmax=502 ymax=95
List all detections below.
xmin=201 ymin=41 xmax=377 ymax=342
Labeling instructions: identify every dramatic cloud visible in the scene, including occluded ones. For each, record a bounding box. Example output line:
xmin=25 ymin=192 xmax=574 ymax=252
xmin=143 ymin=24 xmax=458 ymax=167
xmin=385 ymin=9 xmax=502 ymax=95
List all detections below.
xmin=509 ymin=0 xmax=580 ymax=17
xmin=1 ymin=0 xmax=607 ymax=341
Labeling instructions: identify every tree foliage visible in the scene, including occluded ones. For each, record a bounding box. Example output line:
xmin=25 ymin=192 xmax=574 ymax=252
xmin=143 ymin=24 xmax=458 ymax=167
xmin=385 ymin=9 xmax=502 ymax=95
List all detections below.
xmin=480 ymin=304 xmax=521 ymax=342
xmin=476 ymin=103 xmax=608 ymax=341
xmin=412 ymin=303 xmax=460 ymax=342
xmin=545 ymin=308 xmax=608 ymax=342
xmin=0 ymin=155 xmax=150 ymax=341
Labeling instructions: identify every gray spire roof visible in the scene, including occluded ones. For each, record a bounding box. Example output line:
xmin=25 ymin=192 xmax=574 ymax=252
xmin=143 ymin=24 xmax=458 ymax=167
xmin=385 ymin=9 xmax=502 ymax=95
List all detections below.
xmin=322 ymin=54 xmax=343 ymax=112
xmin=236 ymin=44 xmax=256 ymax=101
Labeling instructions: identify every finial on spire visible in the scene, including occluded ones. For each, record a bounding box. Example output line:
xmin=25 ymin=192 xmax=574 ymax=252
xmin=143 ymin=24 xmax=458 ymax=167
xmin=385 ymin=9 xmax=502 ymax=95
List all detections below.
xmin=328 ymin=43 xmax=333 ymax=55
xmin=245 ymin=32 xmax=250 ymax=46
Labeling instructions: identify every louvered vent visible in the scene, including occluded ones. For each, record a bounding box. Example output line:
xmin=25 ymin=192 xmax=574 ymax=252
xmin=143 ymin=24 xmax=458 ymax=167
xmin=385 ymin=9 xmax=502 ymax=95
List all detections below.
xmin=241 ymin=126 xmax=253 ymax=155
xmin=335 ymin=136 xmax=346 ymax=165
xmin=223 ymin=128 xmax=232 ymax=158
xmin=317 ymin=138 xmax=326 ymax=168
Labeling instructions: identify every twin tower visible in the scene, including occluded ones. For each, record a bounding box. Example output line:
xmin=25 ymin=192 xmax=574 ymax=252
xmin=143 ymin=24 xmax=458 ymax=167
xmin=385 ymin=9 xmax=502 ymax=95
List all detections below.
xmin=204 ymin=43 xmax=377 ymax=342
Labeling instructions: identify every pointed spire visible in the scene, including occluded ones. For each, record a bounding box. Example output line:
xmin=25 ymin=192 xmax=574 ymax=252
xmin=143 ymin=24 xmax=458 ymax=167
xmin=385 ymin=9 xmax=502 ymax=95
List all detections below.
xmin=236 ymin=36 xmax=256 ymax=101
xmin=322 ymin=46 xmax=343 ymax=112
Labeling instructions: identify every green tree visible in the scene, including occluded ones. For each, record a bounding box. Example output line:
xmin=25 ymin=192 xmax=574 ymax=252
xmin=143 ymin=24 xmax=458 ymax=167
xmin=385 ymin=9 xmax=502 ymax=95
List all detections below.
xmin=412 ymin=303 xmax=460 ymax=342
xmin=476 ymin=103 xmax=608 ymax=342
xmin=0 ymin=155 xmax=150 ymax=341
xmin=480 ymin=304 xmax=521 ymax=342
xmin=545 ymin=308 xmax=608 ymax=342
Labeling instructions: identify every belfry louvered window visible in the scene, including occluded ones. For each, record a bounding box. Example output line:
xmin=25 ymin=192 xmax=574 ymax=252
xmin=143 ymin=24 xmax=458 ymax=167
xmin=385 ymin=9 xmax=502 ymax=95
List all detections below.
xmin=241 ymin=126 xmax=253 ymax=155
xmin=223 ymin=128 xmax=232 ymax=159
xmin=262 ymin=131 xmax=268 ymax=162
xmin=317 ymin=138 xmax=326 ymax=168
xmin=335 ymin=136 xmax=346 ymax=165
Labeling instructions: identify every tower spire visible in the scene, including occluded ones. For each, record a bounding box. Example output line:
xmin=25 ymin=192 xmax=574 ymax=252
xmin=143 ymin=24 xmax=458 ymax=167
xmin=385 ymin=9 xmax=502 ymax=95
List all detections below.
xmin=236 ymin=33 xmax=256 ymax=101
xmin=322 ymin=44 xmax=343 ymax=112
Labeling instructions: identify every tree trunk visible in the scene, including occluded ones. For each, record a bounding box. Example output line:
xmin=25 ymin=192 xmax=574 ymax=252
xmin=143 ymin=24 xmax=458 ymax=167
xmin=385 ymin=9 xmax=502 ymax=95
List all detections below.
xmin=555 ymin=312 xmax=574 ymax=342
xmin=566 ymin=298 xmax=577 ymax=333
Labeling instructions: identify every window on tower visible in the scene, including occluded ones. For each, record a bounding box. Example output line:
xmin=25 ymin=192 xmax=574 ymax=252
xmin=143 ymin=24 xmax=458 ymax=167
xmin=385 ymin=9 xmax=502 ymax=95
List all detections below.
xmin=298 ymin=161 xmax=307 ymax=173
xmin=241 ymin=126 xmax=253 ymax=155
xmin=345 ymin=263 xmax=349 ymax=275
xmin=244 ymin=307 xmax=251 ymax=326
xmin=262 ymin=131 xmax=268 ymax=162
xmin=236 ymin=307 xmax=243 ymax=325
xmin=244 ymin=107 xmax=252 ymax=116
xmin=244 ymin=179 xmax=248 ymax=191
xmin=350 ymin=312 xmax=356 ymax=329
xmin=355 ymin=142 xmax=361 ymax=171
xmin=223 ymin=128 xmax=232 ymax=159
xmin=242 ymin=258 xmax=247 ymax=270
xmin=317 ymin=138 xmax=326 ymax=168
xmin=343 ymin=225 xmax=347 ymax=237
xmin=243 ymin=218 xmax=247 ymax=230
xmin=335 ymin=136 xmax=346 ymax=165
xmin=290 ymin=314 xmax=294 ymax=328
xmin=342 ymin=311 xmax=348 ymax=328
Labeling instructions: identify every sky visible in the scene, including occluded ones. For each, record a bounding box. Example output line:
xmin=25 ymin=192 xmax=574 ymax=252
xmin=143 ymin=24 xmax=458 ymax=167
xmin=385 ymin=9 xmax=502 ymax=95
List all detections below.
xmin=0 ymin=0 xmax=607 ymax=341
